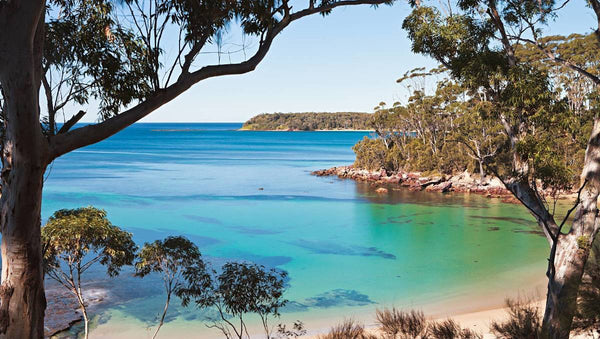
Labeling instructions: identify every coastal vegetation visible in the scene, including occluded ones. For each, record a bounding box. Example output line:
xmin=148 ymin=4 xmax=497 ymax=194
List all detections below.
xmin=178 ymin=262 xmax=289 ymax=339
xmin=3 ymin=0 xmax=600 ymax=338
xmin=0 ymin=0 xmax=393 ymax=335
xmin=135 ymin=236 xmax=211 ymax=339
xmin=331 ymin=2 xmax=600 ymax=336
xmin=43 ymin=206 xmax=296 ymax=338
xmin=241 ymin=112 xmax=372 ymax=131
xmin=42 ymin=207 xmax=137 ymax=339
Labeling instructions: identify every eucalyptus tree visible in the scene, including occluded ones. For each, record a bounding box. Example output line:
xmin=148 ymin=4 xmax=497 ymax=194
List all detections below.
xmin=179 ymin=262 xmax=288 ymax=339
xmin=135 ymin=236 xmax=212 ymax=339
xmin=402 ymin=1 xmax=600 ymax=337
xmin=0 ymin=0 xmax=393 ymax=337
xmin=41 ymin=207 xmax=137 ymax=339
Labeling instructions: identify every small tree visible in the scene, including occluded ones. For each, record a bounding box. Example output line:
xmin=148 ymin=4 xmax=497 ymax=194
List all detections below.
xmin=42 ymin=207 xmax=137 ymax=339
xmin=135 ymin=236 xmax=212 ymax=339
xmin=180 ymin=262 xmax=288 ymax=339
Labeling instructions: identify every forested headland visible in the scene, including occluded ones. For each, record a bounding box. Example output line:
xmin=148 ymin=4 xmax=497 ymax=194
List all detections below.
xmin=342 ymin=33 xmax=597 ymax=194
xmin=241 ymin=112 xmax=372 ymax=131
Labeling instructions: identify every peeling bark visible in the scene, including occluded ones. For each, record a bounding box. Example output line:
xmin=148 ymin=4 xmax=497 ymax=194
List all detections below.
xmin=541 ymin=118 xmax=600 ymax=338
xmin=0 ymin=1 xmax=49 ymax=338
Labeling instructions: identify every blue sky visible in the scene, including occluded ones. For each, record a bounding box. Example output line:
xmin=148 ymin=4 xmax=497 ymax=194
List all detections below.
xmin=123 ymin=1 xmax=596 ymax=123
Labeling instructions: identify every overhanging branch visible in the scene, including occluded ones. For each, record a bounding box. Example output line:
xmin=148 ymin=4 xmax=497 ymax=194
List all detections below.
xmin=48 ymin=0 xmax=391 ymax=159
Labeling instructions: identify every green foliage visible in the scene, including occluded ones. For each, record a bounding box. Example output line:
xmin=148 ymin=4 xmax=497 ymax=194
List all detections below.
xmin=216 ymin=262 xmax=287 ymax=316
xmin=44 ymin=0 xmax=153 ymax=120
xmin=135 ymin=236 xmax=211 ymax=338
xmin=179 ymin=261 xmax=288 ymax=339
xmin=242 ymin=112 xmax=372 ymax=131
xmin=42 ymin=206 xmax=137 ymax=339
xmin=353 ymin=137 xmax=388 ymax=171
xmin=351 ymin=28 xmax=596 ymax=189
xmin=42 ymin=206 xmax=137 ymax=278
xmin=135 ymin=235 xmax=209 ymax=282
xmin=353 ymin=75 xmax=502 ymax=176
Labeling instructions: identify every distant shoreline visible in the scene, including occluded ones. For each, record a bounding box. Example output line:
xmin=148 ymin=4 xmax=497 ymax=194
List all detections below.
xmin=237 ymin=128 xmax=374 ymax=132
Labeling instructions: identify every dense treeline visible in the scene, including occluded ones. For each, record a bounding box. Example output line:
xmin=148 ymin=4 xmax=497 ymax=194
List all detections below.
xmin=241 ymin=112 xmax=372 ymax=131
xmin=353 ymin=33 xmax=598 ymax=190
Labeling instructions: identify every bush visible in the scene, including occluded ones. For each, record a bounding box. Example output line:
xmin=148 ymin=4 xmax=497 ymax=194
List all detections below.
xmin=428 ymin=319 xmax=482 ymax=339
xmin=318 ymin=319 xmax=378 ymax=339
xmin=384 ymin=144 xmax=405 ymax=172
xmin=353 ymin=137 xmax=388 ymax=171
xmin=490 ymin=298 xmax=541 ymax=339
xmin=375 ymin=308 xmax=428 ymax=338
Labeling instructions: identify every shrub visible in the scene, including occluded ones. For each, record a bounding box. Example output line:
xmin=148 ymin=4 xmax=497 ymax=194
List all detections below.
xmin=375 ymin=308 xmax=428 ymax=338
xmin=490 ymin=298 xmax=541 ymax=339
xmin=353 ymin=137 xmax=388 ymax=171
xmin=319 ymin=319 xmax=379 ymax=339
xmin=428 ymin=319 xmax=482 ymax=339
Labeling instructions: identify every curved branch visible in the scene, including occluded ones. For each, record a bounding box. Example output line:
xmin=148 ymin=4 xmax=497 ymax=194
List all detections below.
xmin=48 ymin=0 xmax=391 ymax=159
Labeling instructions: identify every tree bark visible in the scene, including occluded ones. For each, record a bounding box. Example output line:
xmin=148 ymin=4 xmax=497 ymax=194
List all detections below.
xmin=541 ymin=118 xmax=600 ymax=338
xmin=153 ymin=292 xmax=170 ymax=339
xmin=0 ymin=1 xmax=49 ymax=338
xmin=542 ymin=235 xmax=591 ymax=339
xmin=76 ymin=291 xmax=89 ymax=339
xmin=0 ymin=68 xmax=49 ymax=339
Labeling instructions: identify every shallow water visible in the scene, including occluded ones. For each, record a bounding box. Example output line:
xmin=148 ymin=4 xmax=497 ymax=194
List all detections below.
xmin=42 ymin=123 xmax=549 ymax=337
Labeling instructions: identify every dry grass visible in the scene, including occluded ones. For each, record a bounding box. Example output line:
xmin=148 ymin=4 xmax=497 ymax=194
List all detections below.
xmin=375 ymin=308 xmax=428 ymax=338
xmin=318 ymin=319 xmax=378 ymax=339
xmin=490 ymin=298 xmax=541 ymax=339
xmin=428 ymin=318 xmax=482 ymax=339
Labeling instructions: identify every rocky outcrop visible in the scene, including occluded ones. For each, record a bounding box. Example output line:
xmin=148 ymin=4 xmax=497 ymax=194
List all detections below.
xmin=312 ymin=165 xmax=522 ymax=201
xmin=44 ymin=284 xmax=110 ymax=337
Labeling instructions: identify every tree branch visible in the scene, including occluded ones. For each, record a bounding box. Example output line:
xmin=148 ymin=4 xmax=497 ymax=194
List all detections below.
xmin=48 ymin=0 xmax=390 ymax=159
xmin=57 ymin=110 xmax=86 ymax=134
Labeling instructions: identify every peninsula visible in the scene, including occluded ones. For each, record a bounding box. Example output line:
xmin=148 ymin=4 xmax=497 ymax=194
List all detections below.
xmin=240 ymin=112 xmax=372 ymax=131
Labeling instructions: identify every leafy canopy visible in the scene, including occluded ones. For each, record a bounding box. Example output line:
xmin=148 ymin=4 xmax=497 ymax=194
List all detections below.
xmin=42 ymin=206 xmax=137 ymax=278
xmin=135 ymin=235 xmax=212 ymax=293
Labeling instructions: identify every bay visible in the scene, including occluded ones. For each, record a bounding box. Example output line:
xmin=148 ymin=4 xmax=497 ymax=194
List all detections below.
xmin=42 ymin=123 xmax=548 ymax=338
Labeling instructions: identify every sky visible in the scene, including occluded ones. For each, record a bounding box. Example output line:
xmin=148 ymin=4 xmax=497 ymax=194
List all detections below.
xmin=83 ymin=1 xmax=598 ymax=123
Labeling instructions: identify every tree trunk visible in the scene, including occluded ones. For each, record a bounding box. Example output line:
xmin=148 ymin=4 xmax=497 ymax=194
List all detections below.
xmin=0 ymin=2 xmax=49 ymax=337
xmin=153 ymin=292 xmax=170 ymax=339
xmin=542 ymin=235 xmax=591 ymax=339
xmin=541 ymin=118 xmax=600 ymax=338
xmin=76 ymin=292 xmax=89 ymax=339
xmin=478 ymin=160 xmax=485 ymax=181
xmin=0 ymin=86 xmax=49 ymax=338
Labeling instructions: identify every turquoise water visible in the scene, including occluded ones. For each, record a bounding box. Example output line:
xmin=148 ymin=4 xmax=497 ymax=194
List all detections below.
xmin=42 ymin=123 xmax=549 ymax=337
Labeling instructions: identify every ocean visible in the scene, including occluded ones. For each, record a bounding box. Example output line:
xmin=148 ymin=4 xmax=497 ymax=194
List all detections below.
xmin=42 ymin=123 xmax=548 ymax=338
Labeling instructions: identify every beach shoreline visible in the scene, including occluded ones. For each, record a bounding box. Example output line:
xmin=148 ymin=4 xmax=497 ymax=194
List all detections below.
xmin=83 ymin=266 xmax=549 ymax=338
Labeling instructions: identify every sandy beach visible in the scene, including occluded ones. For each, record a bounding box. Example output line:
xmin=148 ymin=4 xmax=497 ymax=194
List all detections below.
xmin=86 ymin=272 xmax=550 ymax=338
